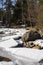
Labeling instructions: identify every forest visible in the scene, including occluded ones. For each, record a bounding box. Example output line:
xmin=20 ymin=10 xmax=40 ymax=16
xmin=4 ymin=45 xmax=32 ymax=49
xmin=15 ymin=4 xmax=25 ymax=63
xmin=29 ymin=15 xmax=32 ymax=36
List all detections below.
xmin=0 ymin=0 xmax=43 ymax=28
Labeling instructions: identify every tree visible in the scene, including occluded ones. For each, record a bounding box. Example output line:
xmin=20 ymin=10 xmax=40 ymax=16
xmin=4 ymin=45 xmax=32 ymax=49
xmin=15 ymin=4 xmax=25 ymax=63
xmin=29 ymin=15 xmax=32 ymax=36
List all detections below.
xmin=22 ymin=0 xmax=28 ymax=24
xmin=3 ymin=0 xmax=14 ymax=27
xmin=14 ymin=0 xmax=38 ymax=26
xmin=0 ymin=9 xmax=3 ymax=20
xmin=0 ymin=0 xmax=4 ymax=21
xmin=0 ymin=0 xmax=38 ymax=26
xmin=38 ymin=0 xmax=43 ymax=28
xmin=13 ymin=0 xmax=22 ymax=25
xmin=13 ymin=0 xmax=28 ymax=25
xmin=26 ymin=0 xmax=39 ymax=27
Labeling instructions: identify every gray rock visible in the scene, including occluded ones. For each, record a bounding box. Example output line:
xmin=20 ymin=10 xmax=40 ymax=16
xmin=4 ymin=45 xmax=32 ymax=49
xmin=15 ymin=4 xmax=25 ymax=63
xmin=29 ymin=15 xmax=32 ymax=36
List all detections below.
xmin=29 ymin=31 xmax=41 ymax=41
xmin=22 ymin=30 xmax=41 ymax=42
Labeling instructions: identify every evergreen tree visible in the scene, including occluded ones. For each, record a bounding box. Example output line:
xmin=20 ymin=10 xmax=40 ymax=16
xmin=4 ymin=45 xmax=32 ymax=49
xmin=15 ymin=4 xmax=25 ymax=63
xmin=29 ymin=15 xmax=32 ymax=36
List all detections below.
xmin=5 ymin=0 xmax=12 ymax=27
xmin=13 ymin=0 xmax=22 ymax=25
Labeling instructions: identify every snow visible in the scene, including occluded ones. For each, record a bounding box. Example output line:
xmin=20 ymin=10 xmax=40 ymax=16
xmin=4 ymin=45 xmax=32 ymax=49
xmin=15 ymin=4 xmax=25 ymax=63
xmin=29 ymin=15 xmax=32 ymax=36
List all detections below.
xmin=5 ymin=48 xmax=43 ymax=62
xmin=0 ymin=28 xmax=29 ymax=41
xmin=0 ymin=28 xmax=27 ymax=48
xmin=33 ymin=39 xmax=43 ymax=47
xmin=16 ymin=40 xmax=23 ymax=44
xmin=0 ymin=38 xmax=18 ymax=48
xmin=0 ymin=28 xmax=29 ymax=36
xmin=0 ymin=62 xmax=41 ymax=65
xmin=0 ymin=28 xmax=43 ymax=65
xmin=0 ymin=62 xmax=19 ymax=65
xmin=2 ymin=35 xmax=21 ymax=40
xmin=0 ymin=47 xmax=43 ymax=65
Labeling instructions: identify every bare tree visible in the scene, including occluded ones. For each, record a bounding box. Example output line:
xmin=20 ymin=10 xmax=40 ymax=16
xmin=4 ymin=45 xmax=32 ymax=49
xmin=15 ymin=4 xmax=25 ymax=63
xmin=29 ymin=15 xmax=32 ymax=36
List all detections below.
xmin=27 ymin=0 xmax=38 ymax=27
xmin=5 ymin=0 xmax=12 ymax=27
xmin=0 ymin=0 xmax=4 ymax=22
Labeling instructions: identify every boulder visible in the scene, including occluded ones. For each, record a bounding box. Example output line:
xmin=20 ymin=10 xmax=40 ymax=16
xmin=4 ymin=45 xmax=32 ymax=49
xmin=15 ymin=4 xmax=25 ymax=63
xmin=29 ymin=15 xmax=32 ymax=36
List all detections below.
xmin=22 ymin=30 xmax=41 ymax=42
xmin=29 ymin=31 xmax=41 ymax=41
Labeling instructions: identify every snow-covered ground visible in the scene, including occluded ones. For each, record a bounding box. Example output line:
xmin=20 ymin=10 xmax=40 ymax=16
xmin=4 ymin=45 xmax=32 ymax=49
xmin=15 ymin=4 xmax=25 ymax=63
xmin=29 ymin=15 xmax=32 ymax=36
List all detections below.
xmin=0 ymin=28 xmax=28 ymax=48
xmin=0 ymin=62 xmax=42 ymax=65
xmin=0 ymin=28 xmax=43 ymax=65
xmin=0 ymin=47 xmax=43 ymax=65
xmin=0 ymin=62 xmax=17 ymax=65
xmin=0 ymin=28 xmax=29 ymax=40
xmin=0 ymin=38 xmax=18 ymax=48
xmin=0 ymin=28 xmax=29 ymax=36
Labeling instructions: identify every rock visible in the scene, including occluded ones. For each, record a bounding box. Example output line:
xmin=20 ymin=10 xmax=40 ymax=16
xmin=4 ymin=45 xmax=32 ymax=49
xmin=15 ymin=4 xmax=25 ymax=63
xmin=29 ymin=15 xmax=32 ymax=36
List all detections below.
xmin=21 ymin=32 xmax=30 ymax=42
xmin=41 ymin=35 xmax=43 ymax=39
xmin=29 ymin=31 xmax=41 ymax=41
xmin=32 ymin=45 xmax=41 ymax=49
xmin=39 ymin=59 xmax=43 ymax=63
xmin=0 ymin=31 xmax=4 ymax=34
xmin=22 ymin=30 xmax=41 ymax=42
xmin=23 ymin=41 xmax=41 ymax=49
xmin=40 ymin=47 xmax=43 ymax=50
xmin=23 ymin=41 xmax=35 ymax=48
xmin=0 ymin=56 xmax=11 ymax=61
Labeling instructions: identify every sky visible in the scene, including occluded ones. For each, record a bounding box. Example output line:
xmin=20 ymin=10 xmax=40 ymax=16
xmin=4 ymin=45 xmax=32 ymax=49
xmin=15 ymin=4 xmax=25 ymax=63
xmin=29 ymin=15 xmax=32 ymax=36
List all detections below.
xmin=0 ymin=0 xmax=5 ymax=8
xmin=0 ymin=0 xmax=16 ymax=9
